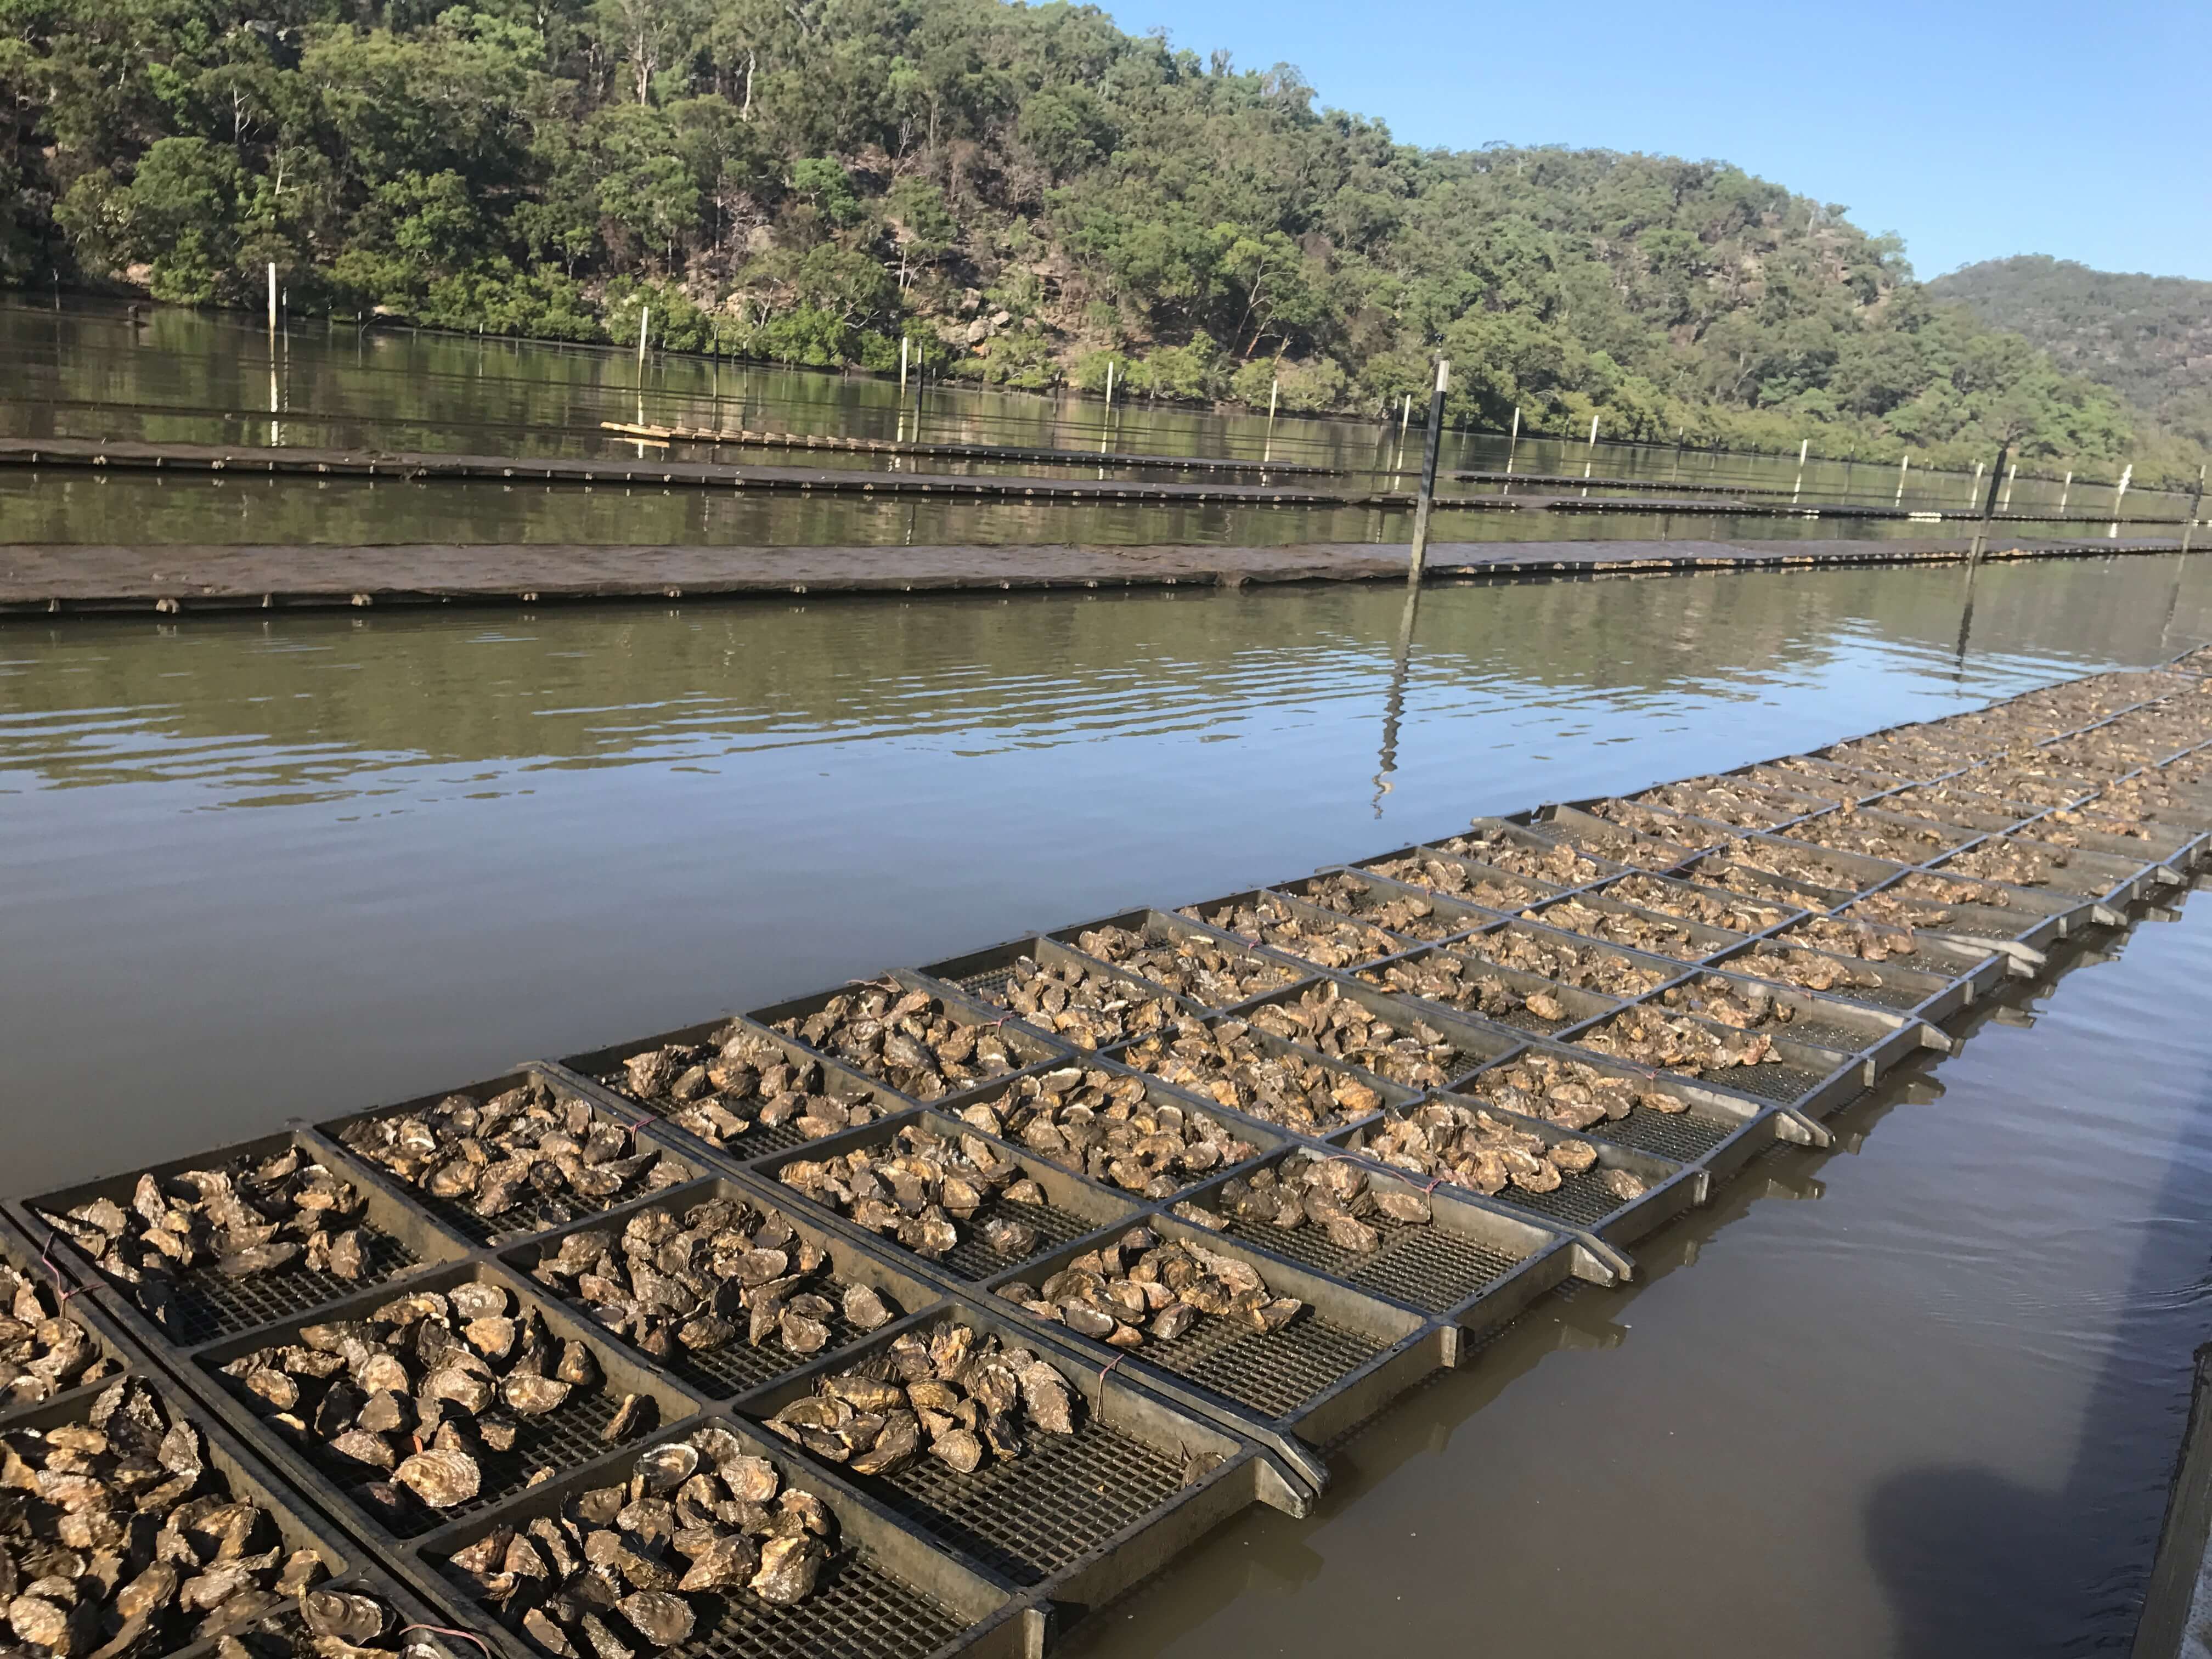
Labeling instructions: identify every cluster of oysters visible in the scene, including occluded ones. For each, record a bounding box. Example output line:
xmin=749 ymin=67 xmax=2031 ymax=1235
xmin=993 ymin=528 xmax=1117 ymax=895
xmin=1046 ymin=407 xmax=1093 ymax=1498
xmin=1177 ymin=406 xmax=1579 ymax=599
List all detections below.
xmin=0 ymin=1377 xmax=409 ymax=1659
xmin=1357 ymin=1102 xmax=1644 ymax=1201
xmin=957 ymin=1070 xmax=1258 ymax=1197
xmin=601 ymin=1026 xmax=884 ymax=1149
xmin=447 ymin=1429 xmax=839 ymax=1656
xmin=35 ymin=1148 xmax=381 ymax=1333
xmin=776 ymin=1126 xmax=1047 ymax=1265
xmin=772 ymin=983 xmax=1033 ymax=1100
xmin=1114 ymin=1018 xmax=1382 ymax=1133
xmin=336 ymin=1086 xmax=689 ymax=1243
xmin=1179 ymin=895 xmax=1398 ymax=970
xmin=221 ymin=1281 xmax=642 ymax=1525
xmin=1000 ymin=1228 xmax=1301 ymax=1349
xmin=764 ymin=1321 xmax=1076 ymax=1477
xmin=524 ymin=1196 xmax=898 ymax=1368
xmin=1067 ymin=926 xmax=1299 ymax=1008
xmin=0 ymin=1267 xmax=119 ymax=1410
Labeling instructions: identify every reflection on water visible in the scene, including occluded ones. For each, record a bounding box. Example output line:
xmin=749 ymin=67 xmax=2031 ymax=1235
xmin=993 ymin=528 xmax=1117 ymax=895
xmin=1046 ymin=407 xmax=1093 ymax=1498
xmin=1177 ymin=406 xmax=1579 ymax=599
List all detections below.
xmin=5 ymin=551 xmax=2212 ymax=1658
xmin=5 ymin=298 xmax=2185 ymax=546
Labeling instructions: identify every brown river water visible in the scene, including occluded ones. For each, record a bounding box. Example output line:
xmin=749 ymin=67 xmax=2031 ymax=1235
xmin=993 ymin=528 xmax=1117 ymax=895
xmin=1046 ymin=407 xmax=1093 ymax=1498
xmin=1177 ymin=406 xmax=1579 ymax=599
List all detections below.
xmin=7 ymin=546 xmax=2212 ymax=1655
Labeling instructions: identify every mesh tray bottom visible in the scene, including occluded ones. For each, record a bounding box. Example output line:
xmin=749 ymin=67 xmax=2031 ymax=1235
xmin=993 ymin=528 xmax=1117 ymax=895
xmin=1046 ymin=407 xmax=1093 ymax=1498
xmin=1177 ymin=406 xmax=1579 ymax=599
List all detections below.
xmin=1223 ymin=1216 xmax=1521 ymax=1315
xmin=936 ymin=1199 xmax=1096 ymax=1282
xmin=155 ymin=1229 xmax=416 ymax=1346
xmin=467 ymin=1549 xmax=967 ymax=1659
xmin=1485 ymin=1165 xmax=1635 ymax=1231
xmin=1587 ymin=1107 xmax=1737 ymax=1163
xmin=870 ymin=1419 xmax=1187 ymax=1588
xmin=570 ymin=1292 xmax=878 ymax=1402
xmin=1142 ymin=1310 xmax=1383 ymax=1419
xmin=625 ymin=1094 xmax=819 ymax=1161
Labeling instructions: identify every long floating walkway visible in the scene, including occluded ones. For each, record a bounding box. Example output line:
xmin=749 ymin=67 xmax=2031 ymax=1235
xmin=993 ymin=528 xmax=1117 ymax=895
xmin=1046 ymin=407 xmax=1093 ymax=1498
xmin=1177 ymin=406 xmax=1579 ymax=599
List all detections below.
xmin=10 ymin=650 xmax=2212 ymax=1659
xmin=2 ymin=435 xmax=2186 ymax=528
xmin=1 ymin=531 xmax=2193 ymax=616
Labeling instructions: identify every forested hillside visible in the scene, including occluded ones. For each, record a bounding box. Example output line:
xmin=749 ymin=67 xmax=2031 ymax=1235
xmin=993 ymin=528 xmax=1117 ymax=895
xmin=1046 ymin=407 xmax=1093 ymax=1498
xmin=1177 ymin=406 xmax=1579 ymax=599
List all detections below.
xmin=0 ymin=0 xmax=2190 ymax=475
xmin=1931 ymin=257 xmax=2211 ymax=455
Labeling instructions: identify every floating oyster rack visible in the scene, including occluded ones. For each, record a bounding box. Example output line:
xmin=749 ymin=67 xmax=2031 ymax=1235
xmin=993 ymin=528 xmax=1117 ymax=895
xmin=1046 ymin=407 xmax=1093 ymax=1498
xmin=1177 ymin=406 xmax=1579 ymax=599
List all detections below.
xmin=0 ymin=1212 xmax=460 ymax=1659
xmin=19 ymin=656 xmax=2212 ymax=1658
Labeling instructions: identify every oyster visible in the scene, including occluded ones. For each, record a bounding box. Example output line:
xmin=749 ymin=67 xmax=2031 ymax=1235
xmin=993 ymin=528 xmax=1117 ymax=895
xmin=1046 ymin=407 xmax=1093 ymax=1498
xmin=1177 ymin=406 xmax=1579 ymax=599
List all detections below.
xmin=1362 ymin=850 xmax=1546 ymax=912
xmin=778 ymin=1123 xmax=1045 ymax=1263
xmin=31 ymin=1148 xmax=380 ymax=1331
xmin=220 ymin=1282 xmax=635 ymax=1522
xmin=1114 ymin=1016 xmax=1383 ymax=1134
xmin=527 ymin=1193 xmax=894 ymax=1367
xmin=1575 ymin=1008 xmax=1778 ymax=1079
xmin=447 ymin=1430 xmax=838 ymax=1635
xmin=1432 ymin=828 xmax=1600 ymax=886
xmin=959 ymin=1070 xmax=1257 ymax=1197
xmin=1525 ymin=896 xmax=1707 ymax=961
xmin=1290 ymin=872 xmax=1466 ymax=941
xmin=1180 ymin=1149 xmax=1434 ymax=1252
xmin=0 ymin=1380 xmax=415 ymax=1656
xmin=334 ymin=1082 xmax=689 ymax=1241
xmin=1242 ymin=985 xmax=1468 ymax=1088
xmin=1358 ymin=951 xmax=1571 ymax=1028
xmin=0 ymin=1264 xmax=121 ymax=1408
xmin=1069 ymin=924 xmax=1300 ymax=1008
xmin=1452 ymin=925 xmax=1671 ymax=998
xmin=1353 ymin=1101 xmax=1613 ymax=1198
xmin=1001 ymin=1228 xmax=1302 ymax=1350
xmin=969 ymin=956 xmax=1182 ymax=1051
xmin=773 ymin=980 xmax=1032 ymax=1099
xmin=600 ymin=1024 xmax=884 ymax=1148
xmin=1180 ymin=893 xmax=1401 ymax=970
xmin=768 ymin=1321 xmax=1077 ymax=1475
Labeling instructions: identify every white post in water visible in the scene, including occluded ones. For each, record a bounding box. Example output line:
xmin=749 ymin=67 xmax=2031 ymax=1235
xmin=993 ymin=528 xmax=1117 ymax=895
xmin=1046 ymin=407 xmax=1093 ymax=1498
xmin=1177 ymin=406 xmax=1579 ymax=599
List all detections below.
xmin=2112 ymin=463 xmax=2133 ymax=538
xmin=1795 ymin=437 xmax=1809 ymax=502
xmin=1895 ymin=452 xmax=1910 ymax=505
xmin=1968 ymin=460 xmax=1983 ymax=506
xmin=267 ymin=263 xmax=277 ymax=331
xmin=2059 ymin=471 xmax=2073 ymax=512
xmin=1584 ymin=414 xmax=1599 ymax=479
xmin=1400 ymin=393 xmax=1412 ymax=436
xmin=2183 ymin=464 xmax=2205 ymax=555
xmin=1268 ymin=377 xmax=1279 ymax=424
xmin=1103 ymin=357 xmax=1114 ymax=410
xmin=899 ymin=336 xmax=909 ymax=391
xmin=2001 ymin=461 xmax=2017 ymax=511
xmin=636 ymin=307 xmax=649 ymax=363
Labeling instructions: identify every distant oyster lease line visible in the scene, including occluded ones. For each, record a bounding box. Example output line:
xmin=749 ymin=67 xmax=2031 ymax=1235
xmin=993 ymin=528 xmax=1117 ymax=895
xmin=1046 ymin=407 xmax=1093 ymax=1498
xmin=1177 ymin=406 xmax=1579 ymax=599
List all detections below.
xmin=1 ymin=534 xmax=2199 ymax=617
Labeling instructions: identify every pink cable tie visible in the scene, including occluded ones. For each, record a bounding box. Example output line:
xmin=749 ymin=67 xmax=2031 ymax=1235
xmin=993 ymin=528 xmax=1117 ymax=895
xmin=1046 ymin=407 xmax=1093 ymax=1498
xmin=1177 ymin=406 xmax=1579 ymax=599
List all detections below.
xmin=398 ymin=1626 xmax=496 ymax=1659
xmin=40 ymin=1227 xmax=81 ymax=1304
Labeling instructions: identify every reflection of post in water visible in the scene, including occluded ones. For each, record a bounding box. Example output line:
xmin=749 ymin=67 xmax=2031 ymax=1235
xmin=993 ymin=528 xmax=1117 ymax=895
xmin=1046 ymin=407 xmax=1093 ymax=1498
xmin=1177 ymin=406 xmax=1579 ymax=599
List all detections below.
xmin=1953 ymin=558 xmax=1979 ymax=679
xmin=1372 ymin=583 xmax=1422 ymax=816
xmin=2160 ymin=552 xmax=2188 ymax=648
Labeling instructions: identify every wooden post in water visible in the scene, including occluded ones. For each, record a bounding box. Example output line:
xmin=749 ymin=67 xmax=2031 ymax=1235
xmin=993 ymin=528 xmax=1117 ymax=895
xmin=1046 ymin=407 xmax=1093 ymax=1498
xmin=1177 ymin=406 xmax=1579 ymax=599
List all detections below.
xmin=1968 ymin=441 xmax=2008 ymax=565
xmin=1400 ymin=393 xmax=1412 ymax=437
xmin=1895 ymin=452 xmax=1910 ymax=504
xmin=2112 ymin=463 xmax=2134 ymax=537
xmin=636 ymin=308 xmax=649 ymax=363
xmin=1406 ymin=357 xmax=1450 ymax=583
xmin=2059 ymin=471 xmax=2073 ymax=512
xmin=2183 ymin=465 xmax=2205 ymax=555
xmin=2000 ymin=461 xmax=2017 ymax=511
xmin=1794 ymin=438 xmax=1809 ymax=502
xmin=1583 ymin=413 xmax=1599 ymax=479
xmin=1968 ymin=460 xmax=1983 ymax=506
xmin=899 ymin=336 xmax=909 ymax=390
xmin=266 ymin=263 xmax=277 ymax=332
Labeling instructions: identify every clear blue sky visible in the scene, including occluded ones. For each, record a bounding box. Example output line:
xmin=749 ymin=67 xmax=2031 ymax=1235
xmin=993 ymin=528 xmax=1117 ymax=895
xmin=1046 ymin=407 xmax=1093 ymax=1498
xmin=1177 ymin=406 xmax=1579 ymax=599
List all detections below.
xmin=1121 ymin=0 xmax=2212 ymax=281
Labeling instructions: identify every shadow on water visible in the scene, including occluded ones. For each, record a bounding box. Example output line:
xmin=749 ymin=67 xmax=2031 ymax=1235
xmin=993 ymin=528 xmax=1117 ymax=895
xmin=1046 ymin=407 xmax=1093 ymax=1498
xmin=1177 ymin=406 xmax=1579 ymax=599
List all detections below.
xmin=1861 ymin=919 xmax=2212 ymax=1659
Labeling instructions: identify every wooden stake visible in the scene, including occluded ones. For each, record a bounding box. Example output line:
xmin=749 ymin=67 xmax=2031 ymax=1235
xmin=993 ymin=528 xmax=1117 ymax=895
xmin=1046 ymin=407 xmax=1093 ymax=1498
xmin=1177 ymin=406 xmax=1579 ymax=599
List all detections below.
xmin=2182 ymin=464 xmax=2205 ymax=555
xmin=636 ymin=308 xmax=650 ymax=362
xmin=1407 ymin=359 xmax=1450 ymax=583
xmin=899 ymin=336 xmax=909 ymax=390
xmin=267 ymin=263 xmax=277 ymax=332
xmin=1895 ymin=452 xmax=1910 ymax=505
